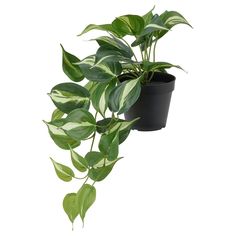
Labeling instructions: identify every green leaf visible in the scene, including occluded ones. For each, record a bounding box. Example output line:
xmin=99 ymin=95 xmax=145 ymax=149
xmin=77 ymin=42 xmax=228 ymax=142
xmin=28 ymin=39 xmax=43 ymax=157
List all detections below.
xmin=70 ymin=147 xmax=88 ymax=172
xmin=51 ymin=109 xmax=64 ymax=121
xmin=95 ymin=46 xmax=133 ymax=66
xmin=61 ymin=44 xmax=84 ymax=82
xmin=109 ymin=76 xmax=142 ymax=114
xmin=77 ymin=55 xmax=122 ymax=82
xmin=50 ymin=157 xmax=74 ymax=182
xmin=109 ymin=118 xmax=140 ymax=144
xmin=77 ymin=184 xmax=96 ymax=222
xmin=143 ymin=61 xmax=185 ymax=72
xmin=91 ymin=80 xmax=116 ymax=117
xmin=157 ymin=11 xmax=192 ymax=39
xmin=85 ymin=151 xmax=104 ymax=167
xmin=96 ymin=118 xmax=116 ymax=134
xmin=48 ymin=83 xmax=90 ymax=114
xmin=44 ymin=120 xmax=80 ymax=150
xmin=78 ymin=24 xmax=120 ymax=37
xmin=94 ymin=36 xmax=133 ymax=58
xmin=142 ymin=6 xmax=155 ymax=24
xmin=63 ymin=193 xmax=79 ymax=224
xmin=140 ymin=14 xmax=169 ymax=37
xmin=61 ymin=108 xmax=96 ymax=141
xmin=99 ymin=132 xmax=119 ymax=161
xmin=112 ymin=15 xmax=145 ymax=37
xmin=88 ymin=160 xmax=119 ymax=182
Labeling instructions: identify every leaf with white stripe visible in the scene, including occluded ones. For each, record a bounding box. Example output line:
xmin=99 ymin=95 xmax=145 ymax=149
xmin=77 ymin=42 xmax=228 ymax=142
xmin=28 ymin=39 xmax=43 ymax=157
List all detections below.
xmin=50 ymin=157 xmax=75 ymax=182
xmin=109 ymin=76 xmax=142 ymax=114
xmin=44 ymin=119 xmax=80 ymax=150
xmin=61 ymin=108 xmax=96 ymax=141
xmin=91 ymin=80 xmax=116 ymax=117
xmin=143 ymin=61 xmax=185 ymax=72
xmin=51 ymin=109 xmax=64 ymax=121
xmin=61 ymin=44 xmax=84 ymax=82
xmin=77 ymin=56 xmax=122 ymax=82
xmin=78 ymin=24 xmax=121 ymax=37
xmin=48 ymin=83 xmax=90 ymax=113
xmin=157 ymin=11 xmax=192 ymax=39
xmin=95 ymin=46 xmax=133 ymax=66
xmin=94 ymin=36 xmax=133 ymax=58
xmin=112 ymin=15 xmax=145 ymax=37
xmin=142 ymin=6 xmax=155 ymax=24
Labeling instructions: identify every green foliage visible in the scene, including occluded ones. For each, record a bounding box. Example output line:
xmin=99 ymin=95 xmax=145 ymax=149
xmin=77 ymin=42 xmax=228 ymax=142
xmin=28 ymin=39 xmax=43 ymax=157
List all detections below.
xmin=45 ymin=6 xmax=191 ymax=229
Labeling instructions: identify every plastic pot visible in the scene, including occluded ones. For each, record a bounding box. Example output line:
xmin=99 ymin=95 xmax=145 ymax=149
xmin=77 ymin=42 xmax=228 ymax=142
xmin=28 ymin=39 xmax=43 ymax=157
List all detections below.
xmin=124 ymin=72 xmax=176 ymax=131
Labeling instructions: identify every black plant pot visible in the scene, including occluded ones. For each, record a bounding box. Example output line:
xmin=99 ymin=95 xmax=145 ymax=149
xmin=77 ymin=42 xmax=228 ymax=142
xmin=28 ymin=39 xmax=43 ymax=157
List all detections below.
xmin=124 ymin=72 xmax=176 ymax=131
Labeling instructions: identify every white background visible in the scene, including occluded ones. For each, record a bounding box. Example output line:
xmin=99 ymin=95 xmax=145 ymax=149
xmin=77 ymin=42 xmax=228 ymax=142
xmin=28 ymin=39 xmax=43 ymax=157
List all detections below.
xmin=0 ymin=0 xmax=236 ymax=235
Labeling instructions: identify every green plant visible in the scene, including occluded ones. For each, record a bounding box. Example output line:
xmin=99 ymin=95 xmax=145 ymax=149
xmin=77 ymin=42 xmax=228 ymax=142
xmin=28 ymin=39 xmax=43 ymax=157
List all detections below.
xmin=44 ymin=6 xmax=191 ymax=229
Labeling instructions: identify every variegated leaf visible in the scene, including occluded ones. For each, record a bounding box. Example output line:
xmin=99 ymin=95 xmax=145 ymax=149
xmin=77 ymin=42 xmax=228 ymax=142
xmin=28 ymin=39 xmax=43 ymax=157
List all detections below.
xmin=61 ymin=44 xmax=84 ymax=82
xmin=112 ymin=15 xmax=145 ymax=37
xmin=48 ymin=83 xmax=90 ymax=113
xmin=94 ymin=36 xmax=133 ymax=58
xmin=109 ymin=76 xmax=142 ymax=114
xmin=60 ymin=108 xmax=96 ymax=141
xmin=157 ymin=11 xmax=192 ymax=39
xmin=91 ymin=80 xmax=116 ymax=117
xmin=76 ymin=56 xmax=122 ymax=82
xmin=143 ymin=61 xmax=185 ymax=72
xmin=44 ymin=119 xmax=80 ymax=150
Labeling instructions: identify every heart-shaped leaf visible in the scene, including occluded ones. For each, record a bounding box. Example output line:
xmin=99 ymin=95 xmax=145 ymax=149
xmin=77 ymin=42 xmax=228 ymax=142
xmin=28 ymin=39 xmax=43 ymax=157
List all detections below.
xmin=48 ymin=83 xmax=90 ymax=114
xmin=70 ymin=147 xmax=88 ymax=172
xmin=63 ymin=193 xmax=79 ymax=225
xmin=109 ymin=76 xmax=142 ymax=114
xmin=44 ymin=120 xmax=80 ymax=150
xmin=61 ymin=109 xmax=96 ymax=141
xmin=50 ymin=157 xmax=74 ymax=182
xmin=61 ymin=44 xmax=84 ymax=82
xmin=156 ymin=11 xmax=192 ymax=39
xmin=112 ymin=15 xmax=145 ymax=37
xmin=99 ymin=131 xmax=119 ymax=161
xmin=85 ymin=151 xmax=104 ymax=167
xmin=143 ymin=61 xmax=185 ymax=72
xmin=91 ymin=80 xmax=116 ymax=117
xmin=77 ymin=184 xmax=96 ymax=222
xmin=77 ymin=56 xmax=121 ymax=82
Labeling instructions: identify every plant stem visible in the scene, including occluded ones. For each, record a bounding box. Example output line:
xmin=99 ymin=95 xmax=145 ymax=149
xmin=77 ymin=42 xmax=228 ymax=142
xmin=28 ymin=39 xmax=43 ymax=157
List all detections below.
xmin=139 ymin=45 xmax=144 ymax=61
xmin=148 ymin=35 xmax=153 ymax=61
xmin=74 ymin=174 xmax=88 ymax=180
xmin=90 ymin=112 xmax=98 ymax=151
xmin=153 ymin=38 xmax=158 ymax=62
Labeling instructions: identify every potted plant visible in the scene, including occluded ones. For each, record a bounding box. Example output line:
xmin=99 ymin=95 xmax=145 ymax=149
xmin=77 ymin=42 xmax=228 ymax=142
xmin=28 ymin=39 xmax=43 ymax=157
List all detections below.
xmin=44 ymin=6 xmax=191 ymax=229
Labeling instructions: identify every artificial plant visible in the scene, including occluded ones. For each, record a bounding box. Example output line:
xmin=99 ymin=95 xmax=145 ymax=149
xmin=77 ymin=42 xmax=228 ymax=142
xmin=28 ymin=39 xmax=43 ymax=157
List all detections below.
xmin=44 ymin=6 xmax=191 ymax=228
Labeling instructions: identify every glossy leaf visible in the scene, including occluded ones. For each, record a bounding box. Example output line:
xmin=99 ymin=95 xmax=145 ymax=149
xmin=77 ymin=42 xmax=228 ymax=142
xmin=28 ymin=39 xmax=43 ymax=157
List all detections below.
xmin=61 ymin=44 xmax=84 ymax=82
xmin=109 ymin=118 xmax=140 ymax=144
xmin=48 ymin=83 xmax=90 ymax=113
xmin=88 ymin=161 xmax=117 ymax=181
xmin=77 ymin=184 xmax=96 ymax=222
xmin=109 ymin=76 xmax=142 ymax=114
xmin=77 ymin=55 xmax=121 ymax=82
xmin=63 ymin=193 xmax=79 ymax=224
xmin=91 ymin=80 xmax=116 ymax=117
xmin=140 ymin=14 xmax=169 ymax=37
xmin=85 ymin=151 xmax=104 ymax=167
xmin=112 ymin=15 xmax=145 ymax=37
xmin=78 ymin=24 xmax=120 ymax=37
xmin=61 ymin=109 xmax=96 ymax=141
xmin=96 ymin=118 xmax=116 ymax=134
xmin=50 ymin=157 xmax=74 ymax=182
xmin=51 ymin=109 xmax=64 ymax=121
xmin=157 ymin=11 xmax=192 ymax=39
xmin=142 ymin=6 xmax=155 ymax=24
xmin=95 ymin=46 xmax=133 ymax=66
xmin=94 ymin=36 xmax=133 ymax=58
xmin=44 ymin=120 xmax=80 ymax=150
xmin=70 ymin=147 xmax=88 ymax=172
xmin=143 ymin=61 xmax=184 ymax=72
xmin=99 ymin=131 xmax=119 ymax=161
